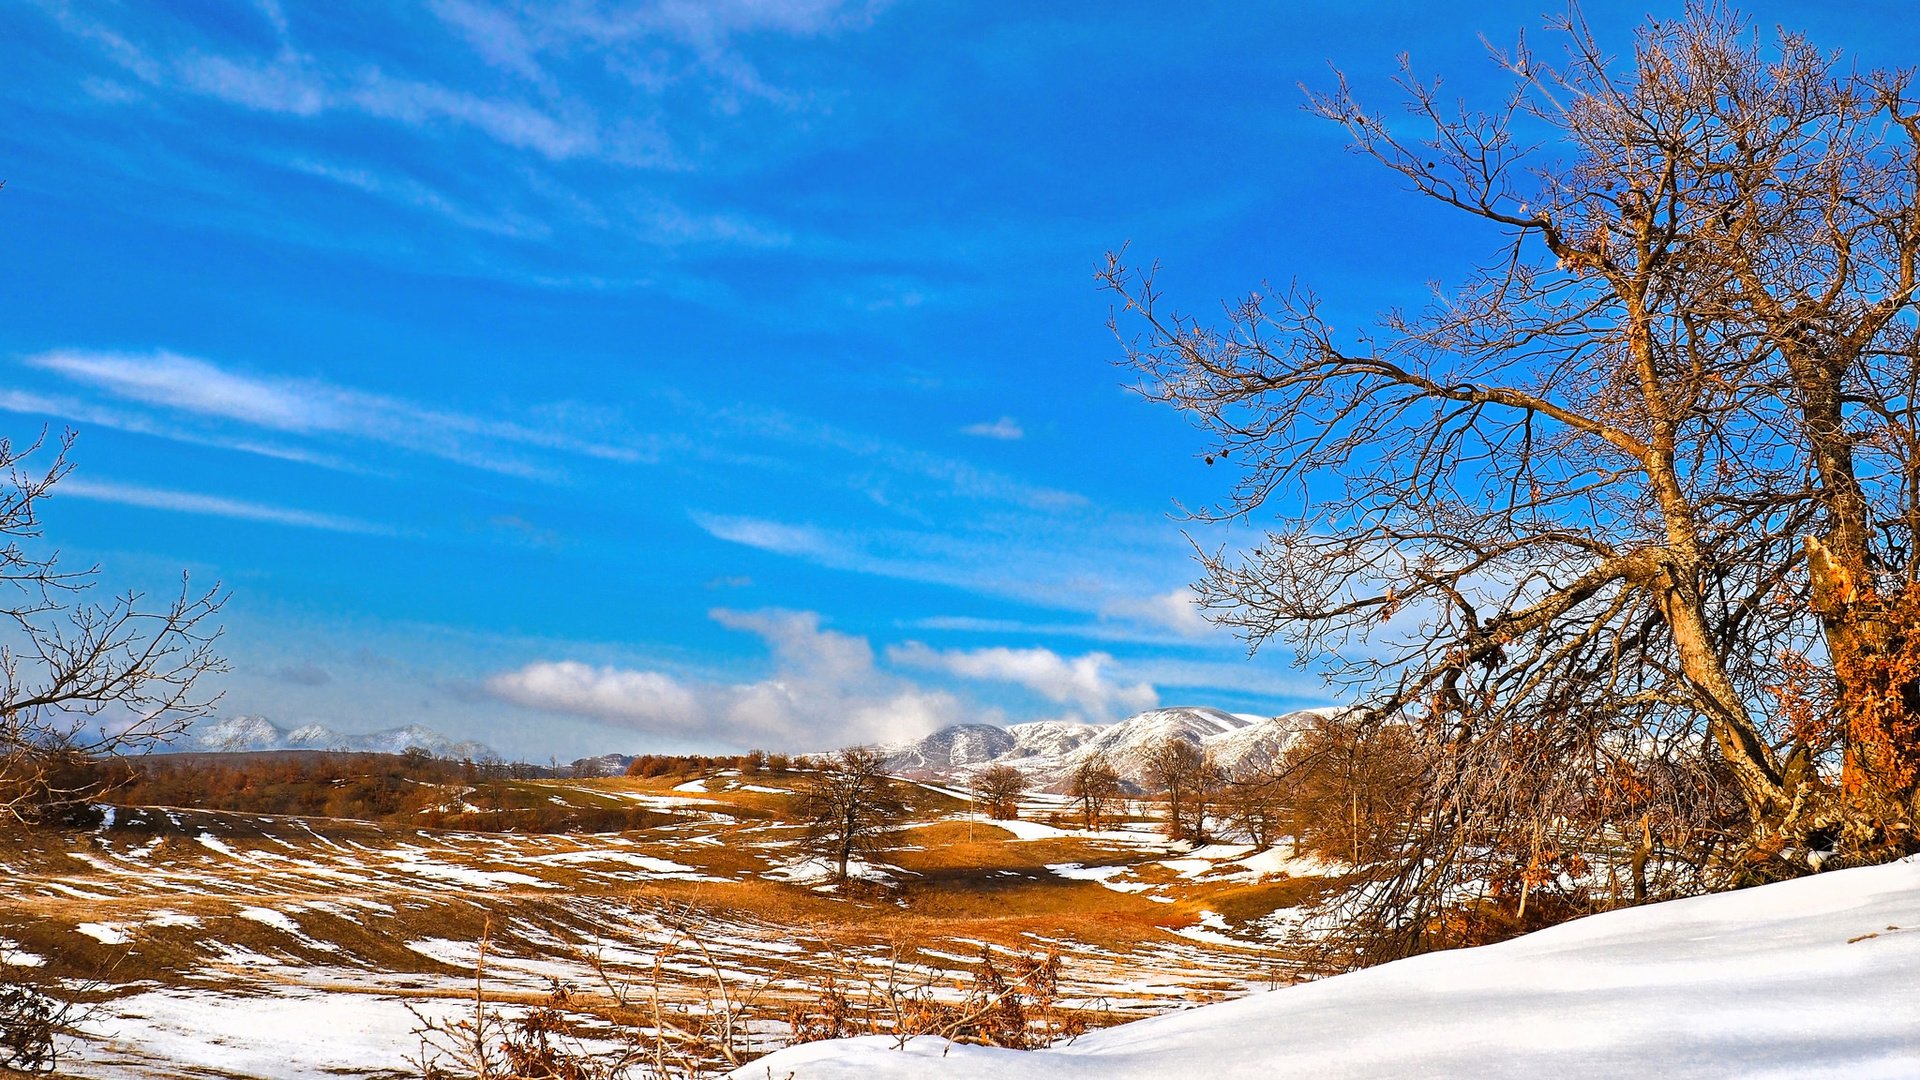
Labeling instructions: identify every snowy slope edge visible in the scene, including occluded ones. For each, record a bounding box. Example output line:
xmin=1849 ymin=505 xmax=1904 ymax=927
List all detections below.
xmin=730 ymin=855 xmax=1920 ymax=1080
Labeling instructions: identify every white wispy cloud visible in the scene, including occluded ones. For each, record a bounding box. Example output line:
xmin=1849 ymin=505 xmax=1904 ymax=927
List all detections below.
xmin=689 ymin=510 xmax=1208 ymax=631
xmin=899 ymin=614 xmax=1207 ymax=648
xmin=699 ymin=402 xmax=1083 ymax=512
xmin=486 ymin=607 xmax=974 ymax=749
xmin=0 ymin=388 xmax=357 ymax=471
xmin=57 ymin=478 xmax=391 ymax=534
xmin=1101 ymin=586 xmax=1216 ymax=638
xmin=1119 ymin=656 xmax=1331 ymax=702
xmin=961 ymin=416 xmax=1023 ymax=440
xmin=22 ymin=349 xmax=652 ymax=480
xmin=285 ymin=157 xmax=551 ymax=240
xmin=888 ymin=641 xmax=1156 ymax=723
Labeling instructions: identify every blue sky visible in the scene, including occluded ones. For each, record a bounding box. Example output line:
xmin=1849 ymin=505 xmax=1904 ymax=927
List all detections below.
xmin=3 ymin=1 xmax=1910 ymax=759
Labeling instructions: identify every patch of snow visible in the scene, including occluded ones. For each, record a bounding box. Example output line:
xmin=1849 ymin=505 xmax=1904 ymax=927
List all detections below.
xmin=387 ymin=857 xmax=558 ymax=891
xmin=1045 ymin=863 xmax=1157 ymax=894
xmin=238 ymin=907 xmax=302 ymax=933
xmin=194 ymin=832 xmax=239 ymax=857
xmin=1230 ymin=843 xmax=1337 ymax=879
xmin=71 ymin=986 xmax=469 ymax=1080
xmin=768 ymin=857 xmax=894 ymax=886
xmin=0 ymin=938 xmax=46 ymax=967
xmin=521 ymin=851 xmax=711 ymax=877
xmin=146 ymin=911 xmax=202 ymax=929
xmin=1168 ymin=910 xmax=1261 ymax=949
xmin=202 ymin=941 xmax=287 ymax=967
xmin=75 ymin=922 xmax=132 ymax=945
xmin=733 ymin=856 xmax=1920 ymax=1080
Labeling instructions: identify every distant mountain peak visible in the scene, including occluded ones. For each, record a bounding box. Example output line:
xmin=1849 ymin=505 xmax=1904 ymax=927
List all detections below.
xmin=174 ymin=715 xmax=494 ymax=760
xmin=881 ymin=705 xmax=1336 ymax=791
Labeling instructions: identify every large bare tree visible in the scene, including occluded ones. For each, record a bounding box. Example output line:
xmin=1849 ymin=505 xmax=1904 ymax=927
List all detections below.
xmin=1106 ymin=5 xmax=1920 ymax=957
xmin=1 ymin=433 xmax=225 ymax=823
xmin=798 ymin=747 xmax=909 ymax=884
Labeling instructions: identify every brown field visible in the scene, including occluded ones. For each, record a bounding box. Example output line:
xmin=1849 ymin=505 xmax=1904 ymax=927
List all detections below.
xmin=0 ymin=765 xmax=1332 ymax=1078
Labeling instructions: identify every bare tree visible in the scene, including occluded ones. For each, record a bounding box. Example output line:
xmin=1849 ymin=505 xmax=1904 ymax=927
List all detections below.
xmin=798 ymin=747 xmax=909 ymax=883
xmin=1106 ymin=4 xmax=1920 ymax=958
xmin=1277 ymin=713 xmax=1426 ymax=866
xmin=1222 ymin=771 xmax=1291 ymax=850
xmin=1 ymin=433 xmax=224 ymax=824
xmin=1066 ymin=754 xmax=1124 ymax=830
xmin=969 ymin=763 xmax=1028 ymax=820
xmin=1140 ymin=736 xmax=1221 ymax=841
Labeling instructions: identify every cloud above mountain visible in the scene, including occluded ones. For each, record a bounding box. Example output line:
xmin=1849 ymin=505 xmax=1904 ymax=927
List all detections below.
xmin=887 ymin=641 xmax=1158 ymax=724
xmin=485 ymin=608 xmax=981 ymax=750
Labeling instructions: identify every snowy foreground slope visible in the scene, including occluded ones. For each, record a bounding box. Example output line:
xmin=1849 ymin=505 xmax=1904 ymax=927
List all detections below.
xmin=734 ymin=856 xmax=1920 ymax=1080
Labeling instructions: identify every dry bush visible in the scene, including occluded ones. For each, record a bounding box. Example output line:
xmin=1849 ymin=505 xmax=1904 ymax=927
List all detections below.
xmin=410 ymin=909 xmax=775 ymax=1080
xmin=1 ymin=946 xmax=113 ymax=1074
xmin=788 ymin=943 xmax=1087 ymax=1052
xmin=0 ymin=981 xmax=62 ymax=1073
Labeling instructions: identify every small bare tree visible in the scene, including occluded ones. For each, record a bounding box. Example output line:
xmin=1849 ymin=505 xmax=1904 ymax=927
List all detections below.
xmin=798 ymin=747 xmax=909 ymax=883
xmin=1140 ymin=736 xmax=1221 ymax=842
xmin=969 ymin=763 xmax=1028 ymax=820
xmin=1066 ymin=754 xmax=1124 ymax=830
xmin=1 ymin=432 xmax=224 ymax=825
xmin=1222 ymin=771 xmax=1291 ymax=850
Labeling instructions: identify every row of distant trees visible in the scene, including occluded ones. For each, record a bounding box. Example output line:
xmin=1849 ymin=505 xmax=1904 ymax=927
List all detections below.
xmin=962 ymin=714 xmax=1419 ymax=857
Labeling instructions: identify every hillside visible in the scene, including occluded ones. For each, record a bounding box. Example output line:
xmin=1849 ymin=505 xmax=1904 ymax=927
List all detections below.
xmin=732 ymin=855 xmax=1920 ymax=1079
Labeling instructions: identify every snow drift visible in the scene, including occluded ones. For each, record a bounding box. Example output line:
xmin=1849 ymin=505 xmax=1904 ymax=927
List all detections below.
xmin=730 ymin=855 xmax=1920 ymax=1079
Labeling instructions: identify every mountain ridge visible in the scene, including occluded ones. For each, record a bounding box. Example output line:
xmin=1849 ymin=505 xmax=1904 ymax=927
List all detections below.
xmin=881 ymin=705 xmax=1346 ymax=790
xmin=173 ymin=714 xmax=495 ymax=761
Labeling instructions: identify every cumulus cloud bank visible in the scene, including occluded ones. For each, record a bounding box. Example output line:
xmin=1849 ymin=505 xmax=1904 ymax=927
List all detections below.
xmin=485 ymin=609 xmax=977 ymax=750
xmin=887 ymin=642 xmax=1157 ymax=724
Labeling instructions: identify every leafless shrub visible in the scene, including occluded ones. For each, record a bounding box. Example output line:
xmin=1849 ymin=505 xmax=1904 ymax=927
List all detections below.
xmin=1 ymin=945 xmax=117 ymax=1074
xmin=0 ymin=981 xmax=64 ymax=1073
xmin=787 ymin=942 xmax=1088 ymax=1052
xmin=410 ymin=908 xmax=780 ymax=1080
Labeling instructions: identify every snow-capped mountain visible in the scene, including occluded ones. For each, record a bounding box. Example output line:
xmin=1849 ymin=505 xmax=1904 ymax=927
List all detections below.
xmin=882 ymin=705 xmax=1341 ymax=790
xmin=1000 ymin=718 xmax=1102 ymax=759
xmin=174 ymin=715 xmax=494 ymax=760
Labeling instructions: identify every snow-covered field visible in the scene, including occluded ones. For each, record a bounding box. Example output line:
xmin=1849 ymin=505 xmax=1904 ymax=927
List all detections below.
xmin=4 ymin=774 xmax=1310 ymax=1079
xmin=735 ymin=855 xmax=1920 ymax=1079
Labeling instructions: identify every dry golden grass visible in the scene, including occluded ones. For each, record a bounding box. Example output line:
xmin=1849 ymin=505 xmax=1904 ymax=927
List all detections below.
xmin=4 ymin=763 xmax=1320 ymax=1075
